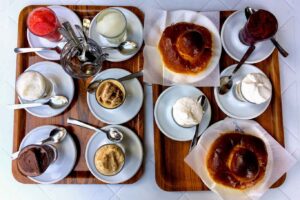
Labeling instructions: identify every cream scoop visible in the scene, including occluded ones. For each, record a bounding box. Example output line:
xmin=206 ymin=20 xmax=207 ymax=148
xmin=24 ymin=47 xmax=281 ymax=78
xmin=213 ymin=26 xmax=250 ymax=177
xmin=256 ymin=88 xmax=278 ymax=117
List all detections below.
xmin=172 ymin=97 xmax=203 ymax=127
xmin=240 ymin=73 xmax=272 ymax=104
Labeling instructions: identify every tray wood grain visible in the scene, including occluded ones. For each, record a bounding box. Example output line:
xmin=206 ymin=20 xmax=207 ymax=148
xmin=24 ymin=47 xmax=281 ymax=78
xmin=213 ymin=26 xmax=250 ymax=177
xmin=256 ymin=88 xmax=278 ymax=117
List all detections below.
xmin=12 ymin=5 xmax=144 ymax=184
xmin=153 ymin=11 xmax=285 ymax=191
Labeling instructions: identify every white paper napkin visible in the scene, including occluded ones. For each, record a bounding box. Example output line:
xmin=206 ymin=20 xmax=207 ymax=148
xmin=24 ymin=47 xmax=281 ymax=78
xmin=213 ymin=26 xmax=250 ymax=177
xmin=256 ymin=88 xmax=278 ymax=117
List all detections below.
xmin=185 ymin=118 xmax=297 ymax=200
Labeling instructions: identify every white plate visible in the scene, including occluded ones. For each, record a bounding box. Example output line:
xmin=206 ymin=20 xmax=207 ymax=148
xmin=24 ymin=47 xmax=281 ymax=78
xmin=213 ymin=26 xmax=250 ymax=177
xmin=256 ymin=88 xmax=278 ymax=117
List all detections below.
xmin=19 ymin=61 xmax=74 ymax=118
xmin=19 ymin=125 xmax=77 ymax=184
xmin=161 ymin=12 xmax=222 ymax=83
xmin=89 ymin=7 xmax=143 ymax=62
xmin=87 ymin=68 xmax=143 ymax=124
xmin=221 ymin=10 xmax=275 ymax=63
xmin=85 ymin=125 xmax=143 ymax=184
xmin=214 ymin=64 xmax=272 ymax=119
xmin=154 ymin=85 xmax=211 ymax=141
xmin=27 ymin=5 xmax=82 ymax=60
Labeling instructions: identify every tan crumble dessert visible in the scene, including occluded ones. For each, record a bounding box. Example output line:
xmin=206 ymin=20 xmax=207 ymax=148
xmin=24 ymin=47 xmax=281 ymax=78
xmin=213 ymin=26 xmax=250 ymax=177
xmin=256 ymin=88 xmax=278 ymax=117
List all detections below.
xmin=94 ymin=144 xmax=125 ymax=176
xmin=96 ymin=79 xmax=126 ymax=109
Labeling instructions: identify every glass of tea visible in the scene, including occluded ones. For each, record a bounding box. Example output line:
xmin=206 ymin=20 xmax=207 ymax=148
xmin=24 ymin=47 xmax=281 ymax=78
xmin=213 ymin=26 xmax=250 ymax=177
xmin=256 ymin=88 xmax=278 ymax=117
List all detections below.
xmin=27 ymin=7 xmax=62 ymax=42
xmin=239 ymin=9 xmax=278 ymax=46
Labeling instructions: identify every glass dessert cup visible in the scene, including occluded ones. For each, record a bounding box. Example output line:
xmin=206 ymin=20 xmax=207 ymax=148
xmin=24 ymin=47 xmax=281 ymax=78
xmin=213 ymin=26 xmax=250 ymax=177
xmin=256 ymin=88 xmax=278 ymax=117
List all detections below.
xmin=17 ymin=144 xmax=58 ymax=177
xmin=16 ymin=70 xmax=53 ymax=102
xmin=93 ymin=143 xmax=126 ymax=176
xmin=95 ymin=78 xmax=126 ymax=110
xmin=27 ymin=7 xmax=62 ymax=42
xmin=60 ymin=38 xmax=107 ymax=79
xmin=95 ymin=8 xmax=127 ymax=44
xmin=239 ymin=9 xmax=278 ymax=46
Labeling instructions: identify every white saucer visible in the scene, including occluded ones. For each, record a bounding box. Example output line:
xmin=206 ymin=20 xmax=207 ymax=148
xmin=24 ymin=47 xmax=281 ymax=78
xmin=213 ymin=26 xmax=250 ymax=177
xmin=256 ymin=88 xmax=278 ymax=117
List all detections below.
xmin=154 ymin=85 xmax=212 ymax=141
xmin=221 ymin=10 xmax=275 ymax=63
xmin=19 ymin=61 xmax=74 ymax=118
xmin=19 ymin=125 xmax=77 ymax=184
xmin=87 ymin=68 xmax=143 ymax=124
xmin=214 ymin=64 xmax=272 ymax=119
xmin=27 ymin=5 xmax=82 ymax=60
xmin=89 ymin=7 xmax=143 ymax=62
xmin=85 ymin=124 xmax=143 ymax=184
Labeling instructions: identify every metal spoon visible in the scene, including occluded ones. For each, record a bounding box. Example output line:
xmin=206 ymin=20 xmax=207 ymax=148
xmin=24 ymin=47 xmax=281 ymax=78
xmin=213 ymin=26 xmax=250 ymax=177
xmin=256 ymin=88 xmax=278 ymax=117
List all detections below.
xmin=14 ymin=41 xmax=66 ymax=54
xmin=11 ymin=127 xmax=67 ymax=160
xmin=245 ymin=7 xmax=289 ymax=57
xmin=218 ymin=45 xmax=256 ymax=95
xmin=87 ymin=70 xmax=144 ymax=93
xmin=82 ymin=18 xmax=91 ymax=36
xmin=102 ymin=41 xmax=138 ymax=55
xmin=189 ymin=95 xmax=208 ymax=152
xmin=67 ymin=118 xmax=123 ymax=143
xmin=8 ymin=95 xmax=69 ymax=110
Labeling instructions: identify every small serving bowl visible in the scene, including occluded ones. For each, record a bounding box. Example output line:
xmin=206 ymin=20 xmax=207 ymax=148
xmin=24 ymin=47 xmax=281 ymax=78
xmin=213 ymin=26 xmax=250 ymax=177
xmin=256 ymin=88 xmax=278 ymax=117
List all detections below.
xmin=95 ymin=78 xmax=127 ymax=109
xmin=93 ymin=143 xmax=126 ymax=176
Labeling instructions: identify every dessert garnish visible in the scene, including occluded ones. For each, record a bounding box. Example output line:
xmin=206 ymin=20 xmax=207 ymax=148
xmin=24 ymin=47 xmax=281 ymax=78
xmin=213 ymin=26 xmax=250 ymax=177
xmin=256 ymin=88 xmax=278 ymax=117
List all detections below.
xmin=94 ymin=144 xmax=125 ymax=176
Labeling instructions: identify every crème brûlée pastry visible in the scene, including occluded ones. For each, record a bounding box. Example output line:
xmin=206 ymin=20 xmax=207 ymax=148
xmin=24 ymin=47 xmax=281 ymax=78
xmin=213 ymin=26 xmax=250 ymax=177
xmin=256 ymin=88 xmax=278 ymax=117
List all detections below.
xmin=206 ymin=133 xmax=268 ymax=190
xmin=96 ymin=79 xmax=126 ymax=109
xmin=94 ymin=144 xmax=125 ymax=176
xmin=158 ymin=22 xmax=213 ymax=75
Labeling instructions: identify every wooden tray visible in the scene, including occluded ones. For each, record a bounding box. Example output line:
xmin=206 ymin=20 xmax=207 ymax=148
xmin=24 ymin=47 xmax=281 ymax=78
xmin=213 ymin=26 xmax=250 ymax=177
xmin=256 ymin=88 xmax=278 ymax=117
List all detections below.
xmin=12 ymin=5 xmax=144 ymax=184
xmin=153 ymin=11 xmax=285 ymax=191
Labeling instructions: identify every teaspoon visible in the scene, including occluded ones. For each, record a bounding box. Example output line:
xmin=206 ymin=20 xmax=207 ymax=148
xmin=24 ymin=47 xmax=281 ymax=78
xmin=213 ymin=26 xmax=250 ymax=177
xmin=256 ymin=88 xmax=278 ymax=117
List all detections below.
xmin=218 ymin=45 xmax=256 ymax=95
xmin=102 ymin=41 xmax=138 ymax=55
xmin=189 ymin=95 xmax=208 ymax=151
xmin=67 ymin=118 xmax=123 ymax=143
xmin=87 ymin=70 xmax=143 ymax=93
xmin=8 ymin=95 xmax=69 ymax=110
xmin=11 ymin=127 xmax=67 ymax=160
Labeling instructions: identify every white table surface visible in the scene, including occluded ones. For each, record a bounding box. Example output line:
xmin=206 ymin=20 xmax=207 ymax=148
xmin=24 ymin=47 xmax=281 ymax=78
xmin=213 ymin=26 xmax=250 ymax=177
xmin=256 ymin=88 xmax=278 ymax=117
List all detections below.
xmin=0 ymin=0 xmax=300 ymax=200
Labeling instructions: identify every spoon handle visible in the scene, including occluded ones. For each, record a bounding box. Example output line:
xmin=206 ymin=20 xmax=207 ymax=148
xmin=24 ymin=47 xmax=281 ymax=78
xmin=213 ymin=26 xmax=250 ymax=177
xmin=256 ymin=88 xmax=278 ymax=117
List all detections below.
xmin=231 ymin=45 xmax=256 ymax=77
xmin=270 ymin=37 xmax=289 ymax=57
xmin=67 ymin=118 xmax=101 ymax=132
xmin=14 ymin=47 xmax=56 ymax=53
xmin=189 ymin=124 xmax=200 ymax=152
xmin=11 ymin=151 xmax=20 ymax=160
xmin=118 ymin=70 xmax=144 ymax=82
xmin=8 ymin=102 xmax=44 ymax=110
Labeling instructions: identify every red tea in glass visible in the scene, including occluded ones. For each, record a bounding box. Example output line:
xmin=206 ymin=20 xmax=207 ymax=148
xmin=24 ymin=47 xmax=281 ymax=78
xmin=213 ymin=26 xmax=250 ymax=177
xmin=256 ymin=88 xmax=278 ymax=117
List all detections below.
xmin=239 ymin=9 xmax=278 ymax=46
xmin=27 ymin=7 xmax=62 ymax=42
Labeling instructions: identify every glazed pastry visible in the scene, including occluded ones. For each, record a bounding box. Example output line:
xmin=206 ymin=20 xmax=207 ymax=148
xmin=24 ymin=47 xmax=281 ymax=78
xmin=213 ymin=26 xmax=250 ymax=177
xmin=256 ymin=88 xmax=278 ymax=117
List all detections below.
xmin=158 ymin=22 xmax=212 ymax=75
xmin=206 ymin=133 xmax=268 ymax=189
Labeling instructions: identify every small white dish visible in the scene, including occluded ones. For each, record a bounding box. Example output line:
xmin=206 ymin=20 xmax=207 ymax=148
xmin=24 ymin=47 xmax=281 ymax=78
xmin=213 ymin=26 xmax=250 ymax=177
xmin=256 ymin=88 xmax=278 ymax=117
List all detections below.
xmin=221 ymin=10 xmax=275 ymax=63
xmin=89 ymin=7 xmax=143 ymax=62
xmin=19 ymin=125 xmax=77 ymax=184
xmin=85 ymin=124 xmax=143 ymax=184
xmin=27 ymin=5 xmax=82 ymax=60
xmin=87 ymin=68 xmax=143 ymax=124
xmin=19 ymin=61 xmax=74 ymax=118
xmin=214 ymin=64 xmax=272 ymax=119
xmin=154 ymin=85 xmax=211 ymax=141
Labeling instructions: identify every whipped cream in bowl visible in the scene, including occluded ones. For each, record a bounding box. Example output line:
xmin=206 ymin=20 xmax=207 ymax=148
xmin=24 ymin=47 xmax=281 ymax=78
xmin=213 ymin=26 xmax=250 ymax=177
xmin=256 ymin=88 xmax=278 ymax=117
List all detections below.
xmin=172 ymin=97 xmax=203 ymax=128
xmin=235 ymin=73 xmax=272 ymax=104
